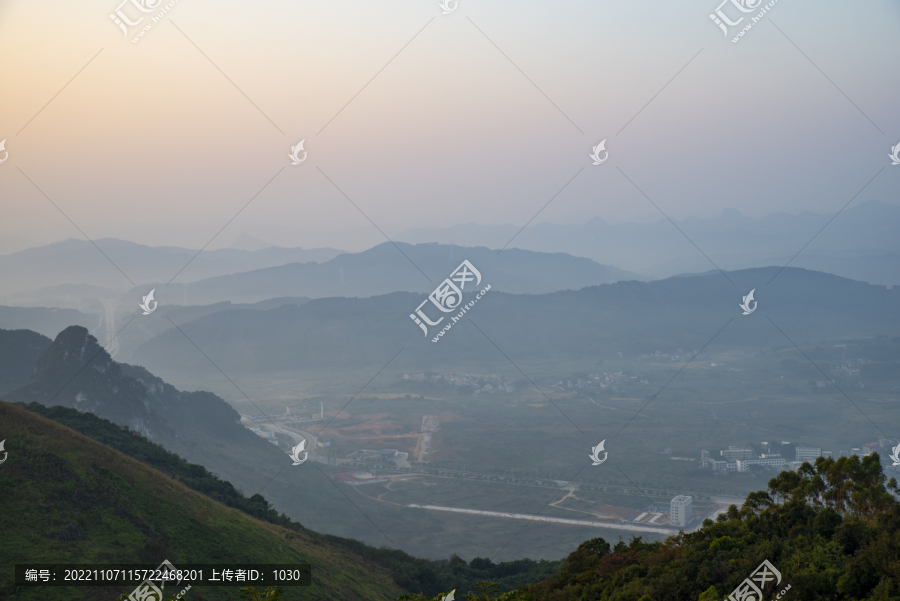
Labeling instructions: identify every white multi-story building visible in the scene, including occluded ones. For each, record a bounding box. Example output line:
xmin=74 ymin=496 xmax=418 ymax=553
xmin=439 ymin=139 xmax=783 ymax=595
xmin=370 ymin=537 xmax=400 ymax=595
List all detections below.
xmin=796 ymin=446 xmax=822 ymax=462
xmin=735 ymin=457 xmax=786 ymax=472
xmin=711 ymin=460 xmax=739 ymax=472
xmin=721 ymin=446 xmax=754 ymax=461
xmin=670 ymin=495 xmax=692 ymax=528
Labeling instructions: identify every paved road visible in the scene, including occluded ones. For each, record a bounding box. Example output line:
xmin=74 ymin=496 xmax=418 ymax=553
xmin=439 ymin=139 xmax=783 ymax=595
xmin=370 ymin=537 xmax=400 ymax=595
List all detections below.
xmin=408 ymin=504 xmax=686 ymax=536
xmin=709 ymin=495 xmax=747 ymax=505
xmin=337 ymin=460 xmax=728 ymax=502
xmin=280 ymin=425 xmax=318 ymax=456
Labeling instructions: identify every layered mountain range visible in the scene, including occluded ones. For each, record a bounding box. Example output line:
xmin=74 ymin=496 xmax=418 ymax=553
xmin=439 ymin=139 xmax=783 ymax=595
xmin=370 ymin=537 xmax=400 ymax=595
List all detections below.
xmin=0 ymin=238 xmax=344 ymax=299
xmin=131 ymin=267 xmax=900 ymax=375
xmin=397 ymin=200 xmax=900 ymax=282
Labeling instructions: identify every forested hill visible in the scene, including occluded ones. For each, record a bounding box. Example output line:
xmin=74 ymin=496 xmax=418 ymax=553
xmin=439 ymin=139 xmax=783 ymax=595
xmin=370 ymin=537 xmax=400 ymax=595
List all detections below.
xmin=404 ymin=455 xmax=900 ymax=601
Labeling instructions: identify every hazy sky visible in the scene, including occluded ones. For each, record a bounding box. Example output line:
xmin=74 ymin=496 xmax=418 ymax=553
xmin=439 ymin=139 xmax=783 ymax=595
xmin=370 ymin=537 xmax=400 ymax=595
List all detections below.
xmin=1 ymin=0 xmax=898 ymax=252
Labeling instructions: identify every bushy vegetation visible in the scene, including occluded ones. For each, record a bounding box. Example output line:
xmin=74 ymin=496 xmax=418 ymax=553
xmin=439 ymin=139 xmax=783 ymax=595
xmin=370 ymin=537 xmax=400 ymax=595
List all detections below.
xmin=321 ymin=536 xmax=562 ymax=598
xmin=403 ymin=455 xmax=900 ymax=600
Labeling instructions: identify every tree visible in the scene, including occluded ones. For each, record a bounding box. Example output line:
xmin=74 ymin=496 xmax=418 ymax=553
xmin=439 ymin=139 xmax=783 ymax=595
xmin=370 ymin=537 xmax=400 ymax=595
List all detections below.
xmin=698 ymin=586 xmax=719 ymax=601
xmin=515 ymin=455 xmax=899 ymax=601
xmin=238 ymin=585 xmax=284 ymax=601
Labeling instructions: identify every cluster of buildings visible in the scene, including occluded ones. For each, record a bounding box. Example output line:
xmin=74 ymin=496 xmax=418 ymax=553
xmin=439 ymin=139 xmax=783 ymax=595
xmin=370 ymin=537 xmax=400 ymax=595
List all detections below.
xmin=247 ymin=426 xmax=279 ymax=446
xmin=242 ymin=405 xmax=328 ymax=447
xmin=282 ymin=403 xmax=325 ymax=421
xmin=348 ymin=448 xmax=409 ymax=465
xmin=557 ymin=372 xmax=646 ymax=392
xmin=639 ymin=349 xmax=705 ymax=363
xmin=831 ymin=359 xmax=866 ymax=379
xmin=244 ymin=403 xmax=325 ymax=424
xmin=702 ymin=438 xmax=899 ymax=474
xmin=701 ymin=444 xmax=791 ymax=473
xmin=402 ymin=373 xmax=516 ymax=394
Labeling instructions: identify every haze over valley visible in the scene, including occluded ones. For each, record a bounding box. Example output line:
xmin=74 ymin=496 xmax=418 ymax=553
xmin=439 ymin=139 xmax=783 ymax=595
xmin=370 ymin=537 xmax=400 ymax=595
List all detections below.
xmin=3 ymin=0 xmax=900 ymax=598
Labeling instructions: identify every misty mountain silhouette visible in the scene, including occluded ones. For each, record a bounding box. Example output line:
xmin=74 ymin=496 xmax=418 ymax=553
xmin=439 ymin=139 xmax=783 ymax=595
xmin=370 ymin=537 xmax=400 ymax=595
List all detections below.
xmin=133 ymin=267 xmax=900 ymax=374
xmin=0 ymin=238 xmax=345 ymax=297
xmin=148 ymin=242 xmax=640 ymax=305
xmin=397 ymin=201 xmax=900 ymax=283
xmin=0 ymin=305 xmax=96 ymax=339
xmin=0 ymin=328 xmax=52 ymax=394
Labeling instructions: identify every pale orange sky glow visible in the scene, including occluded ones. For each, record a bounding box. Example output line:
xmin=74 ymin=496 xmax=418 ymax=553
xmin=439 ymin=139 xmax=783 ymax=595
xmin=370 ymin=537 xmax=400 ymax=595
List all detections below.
xmin=1 ymin=0 xmax=898 ymax=252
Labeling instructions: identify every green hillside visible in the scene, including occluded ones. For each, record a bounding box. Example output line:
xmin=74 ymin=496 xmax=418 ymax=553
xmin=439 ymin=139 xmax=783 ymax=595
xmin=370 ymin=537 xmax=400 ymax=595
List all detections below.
xmin=0 ymin=400 xmax=403 ymax=601
xmin=11 ymin=402 xmax=308 ymax=534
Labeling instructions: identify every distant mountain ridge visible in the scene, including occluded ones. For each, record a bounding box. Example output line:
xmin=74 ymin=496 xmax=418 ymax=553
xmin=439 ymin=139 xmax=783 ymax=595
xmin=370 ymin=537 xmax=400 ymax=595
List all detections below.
xmin=132 ymin=266 xmax=900 ymax=375
xmin=0 ymin=238 xmax=345 ymax=298
xmin=0 ymin=305 xmax=97 ymax=339
xmin=143 ymin=242 xmax=640 ymax=306
xmin=397 ymin=200 xmax=900 ymax=283
xmin=101 ymin=296 xmax=313 ymax=364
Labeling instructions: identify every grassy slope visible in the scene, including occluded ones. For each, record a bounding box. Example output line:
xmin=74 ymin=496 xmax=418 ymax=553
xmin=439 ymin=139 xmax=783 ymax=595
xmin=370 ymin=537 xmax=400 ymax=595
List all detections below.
xmin=0 ymin=400 xmax=404 ymax=601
